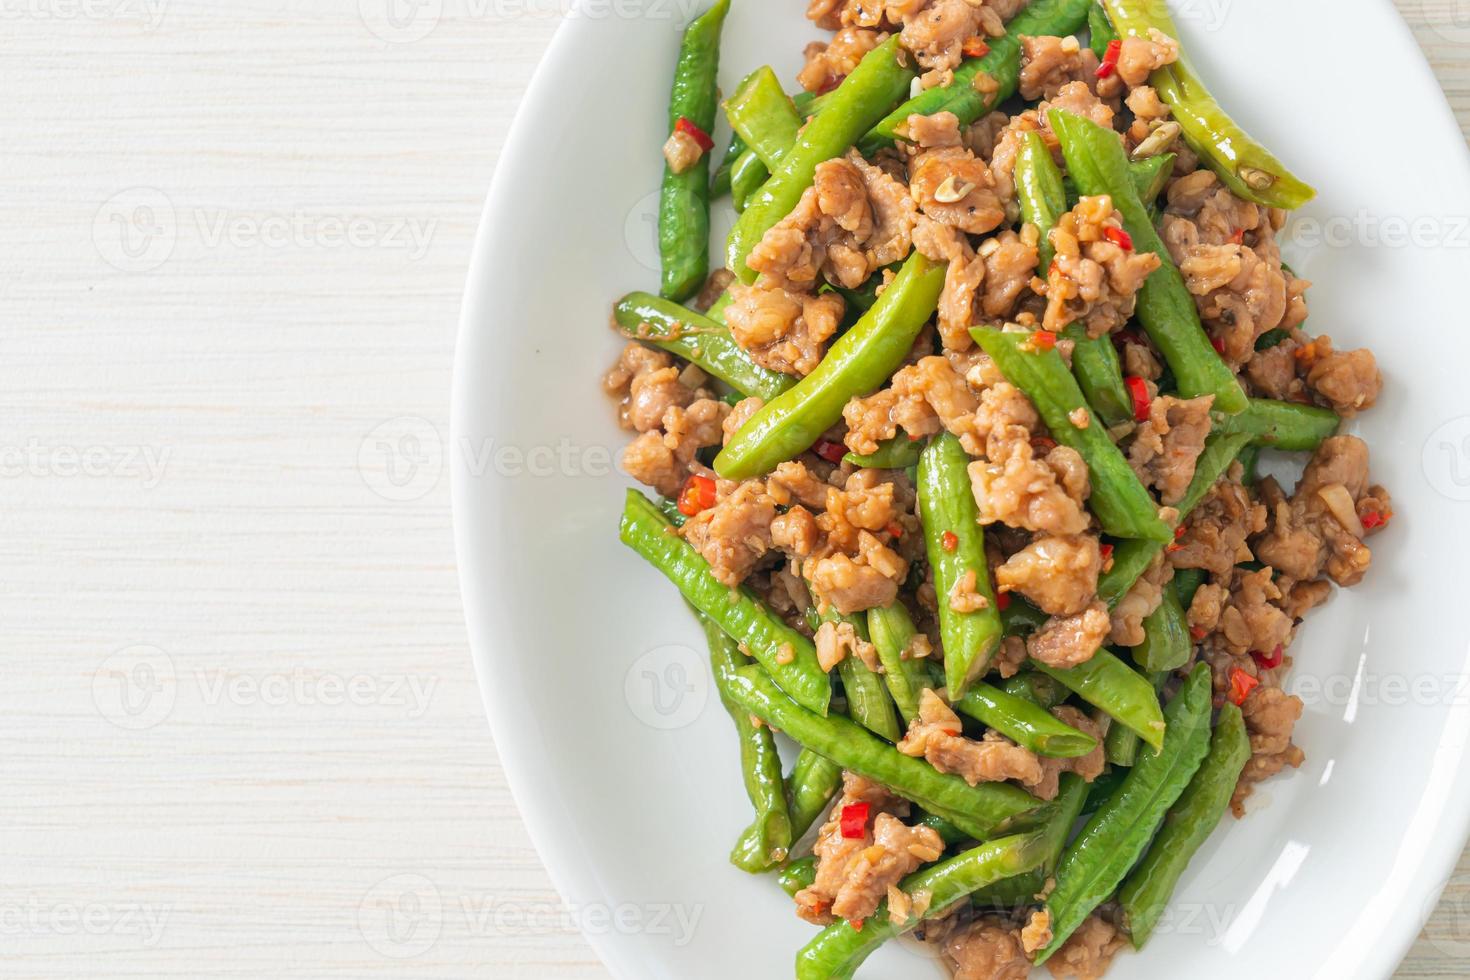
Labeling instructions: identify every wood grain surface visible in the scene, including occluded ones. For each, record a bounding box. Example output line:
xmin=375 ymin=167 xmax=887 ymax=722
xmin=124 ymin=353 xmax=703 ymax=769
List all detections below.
xmin=3 ymin=1 xmax=1467 ymax=976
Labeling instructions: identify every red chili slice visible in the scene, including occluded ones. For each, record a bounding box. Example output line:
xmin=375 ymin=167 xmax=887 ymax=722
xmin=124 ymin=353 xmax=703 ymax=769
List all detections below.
xmin=996 ymin=592 xmax=1011 ymax=611
xmin=814 ymin=439 xmax=847 ymax=464
xmin=941 ymin=530 xmax=958 ymax=552
xmin=962 ymin=36 xmax=990 ymax=57
xmin=1031 ymin=329 xmax=1057 ymax=352
xmin=1099 ymin=543 xmax=1114 ymax=563
xmin=839 ymin=802 xmax=870 ymax=839
xmin=674 ymin=115 xmax=714 ymax=152
xmin=677 ymin=474 xmax=717 ymax=516
xmin=1361 ymin=510 xmax=1388 ymax=531
xmin=1252 ymin=644 xmax=1285 ymax=670
xmin=1095 ymin=38 xmax=1121 ymax=78
xmin=1227 ymin=667 xmax=1259 ymax=706
xmin=1126 ymin=375 xmax=1151 ymax=422
xmin=1103 ymin=225 xmax=1133 ymax=251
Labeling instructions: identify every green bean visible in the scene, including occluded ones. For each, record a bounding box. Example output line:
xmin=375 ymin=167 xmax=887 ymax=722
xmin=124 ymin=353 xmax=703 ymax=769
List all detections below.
xmin=614 ymin=291 xmax=796 ymax=402
xmin=728 ymin=36 xmax=913 ymax=281
xmin=729 ymin=146 xmax=769 ymax=212
xmin=1000 ymin=596 xmax=1050 ymax=638
xmin=1220 ymin=397 xmax=1340 ymax=451
xmin=700 ymin=613 xmax=794 ymax=871
xmin=619 ymin=490 xmax=832 ymax=714
xmin=1030 ymin=649 xmax=1166 ymax=751
xmin=723 ymin=665 xmax=1048 ymax=841
xmin=1130 ymin=151 xmax=1176 ymax=204
xmin=918 ymin=811 xmax=970 ymax=846
xmin=710 ymin=133 xmax=742 ymax=200
xmin=1048 ymin=108 xmax=1248 ymax=414
xmin=1081 ymin=763 xmax=1127 ymax=813
xmin=1088 ymin=1 xmax=1118 ymax=59
xmin=787 ymin=749 xmax=845 ymax=841
xmin=716 ymin=250 xmax=945 ymax=479
xmin=1102 ymin=0 xmax=1314 ymax=210
xmin=1237 ymin=443 xmax=1260 ymax=484
xmin=1102 ymin=669 xmax=1164 ymax=767
xmin=795 ymin=832 xmax=1050 ymax=980
xmin=918 ymin=432 xmax=1004 ymax=697
xmin=1034 ymin=662 xmax=1213 ymax=963
xmin=820 ymin=607 xmax=901 ymax=742
xmin=1133 ymin=583 xmax=1189 ymax=673
xmin=828 ymin=260 xmax=898 ymax=316
xmin=972 ymin=772 xmax=1089 ymax=908
xmin=704 ymin=289 xmax=732 ymax=325
xmin=1014 ymin=136 xmax=1137 ymax=429
xmin=975 ymin=328 xmax=1172 ymax=542
xmin=860 ymin=0 xmax=1091 ymax=153
xmin=1095 ymin=429 xmax=1254 ymax=606
xmin=1172 ymin=567 xmax=1206 ymax=608
xmin=724 ymin=66 xmax=804 ymax=170
xmin=658 ymin=0 xmax=730 ymax=300
xmin=779 ymin=856 xmax=818 ymax=897
xmin=999 ymin=670 xmax=1069 ymax=710
xmin=844 ymin=434 xmax=925 ymax=470
xmin=954 ymin=684 xmax=1098 ymax=758
xmin=1119 ymin=700 xmax=1251 ymax=947
xmin=866 ymin=602 xmax=935 ymax=726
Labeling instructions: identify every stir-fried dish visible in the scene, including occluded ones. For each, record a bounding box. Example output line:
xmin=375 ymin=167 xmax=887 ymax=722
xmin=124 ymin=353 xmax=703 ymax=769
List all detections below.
xmin=605 ymin=0 xmax=1390 ymax=976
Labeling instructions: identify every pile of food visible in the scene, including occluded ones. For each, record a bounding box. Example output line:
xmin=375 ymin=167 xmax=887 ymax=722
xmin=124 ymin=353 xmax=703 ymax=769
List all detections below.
xmin=605 ymin=0 xmax=1391 ymax=976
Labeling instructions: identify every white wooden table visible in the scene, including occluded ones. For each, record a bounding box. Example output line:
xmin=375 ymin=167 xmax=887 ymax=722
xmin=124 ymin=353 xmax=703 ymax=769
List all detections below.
xmin=3 ymin=2 xmax=1467 ymax=975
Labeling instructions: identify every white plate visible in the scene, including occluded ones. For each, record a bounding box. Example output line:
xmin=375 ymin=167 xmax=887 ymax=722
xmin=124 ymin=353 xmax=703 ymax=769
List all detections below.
xmin=453 ymin=2 xmax=1470 ymax=976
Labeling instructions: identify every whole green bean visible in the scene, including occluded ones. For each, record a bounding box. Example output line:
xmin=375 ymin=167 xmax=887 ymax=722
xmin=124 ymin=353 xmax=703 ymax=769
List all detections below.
xmin=844 ymin=434 xmax=925 ymax=470
xmin=1133 ymin=583 xmax=1189 ymax=673
xmin=820 ymin=607 xmax=901 ymax=742
xmin=1096 ymin=429 xmax=1253 ymax=607
xmin=723 ymin=665 xmax=1047 ymax=841
xmin=860 ymin=0 xmax=1091 ymax=153
xmin=866 ymin=601 xmax=934 ymax=726
xmin=1102 ymin=0 xmax=1314 ymax=210
xmin=1130 ymin=150 xmax=1176 ymax=204
xmin=728 ymin=35 xmax=913 ymax=281
xmin=1034 ymin=662 xmax=1213 ymax=963
xmin=1048 ymin=108 xmax=1248 ymax=414
xmin=795 ymin=832 xmax=1050 ymax=980
xmin=975 ymin=327 xmax=1172 ymax=542
xmin=658 ymin=0 xmax=730 ymax=300
xmin=716 ymin=251 xmax=945 ymax=479
xmin=1030 ymin=649 xmax=1166 ymax=751
xmin=779 ymin=856 xmax=818 ymax=897
xmin=709 ymin=129 xmax=745 ymax=198
xmin=1220 ymin=397 xmax=1340 ymax=451
xmin=729 ymin=146 xmax=769 ymax=212
xmin=614 ymin=291 xmax=796 ymax=401
xmin=701 ymin=613 xmax=794 ymax=871
xmin=972 ymin=772 xmax=1089 ymax=908
xmin=1119 ymin=700 xmax=1251 ymax=947
xmin=724 ymin=66 xmax=804 ymax=170
xmin=619 ymin=490 xmax=832 ymax=714
xmin=1088 ymin=0 xmax=1118 ymax=59
xmin=1000 ymin=670 xmax=1069 ymax=710
xmin=1102 ymin=669 xmax=1164 ymax=767
xmin=919 ymin=432 xmax=1004 ymax=697
xmin=787 ymin=749 xmax=845 ymax=841
xmin=954 ymin=683 xmax=1098 ymax=758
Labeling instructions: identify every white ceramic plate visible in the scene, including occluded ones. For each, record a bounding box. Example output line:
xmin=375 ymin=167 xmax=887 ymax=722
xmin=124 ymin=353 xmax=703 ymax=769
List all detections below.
xmin=454 ymin=2 xmax=1470 ymax=976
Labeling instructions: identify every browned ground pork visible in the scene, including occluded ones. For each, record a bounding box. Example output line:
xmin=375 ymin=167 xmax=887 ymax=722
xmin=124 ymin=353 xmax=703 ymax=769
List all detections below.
xmin=1126 ymin=394 xmax=1214 ymax=504
xmin=1029 ymin=600 xmax=1111 ymax=668
xmin=995 ymin=533 xmax=1103 ymax=615
xmin=1042 ymin=195 xmax=1161 ymax=338
xmin=899 ymin=691 xmax=1045 ymax=787
xmin=947 ymin=917 xmax=1033 ymax=980
xmin=1046 ymin=912 xmax=1128 ymax=978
